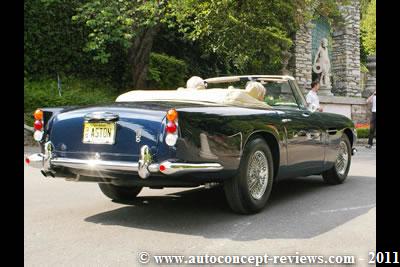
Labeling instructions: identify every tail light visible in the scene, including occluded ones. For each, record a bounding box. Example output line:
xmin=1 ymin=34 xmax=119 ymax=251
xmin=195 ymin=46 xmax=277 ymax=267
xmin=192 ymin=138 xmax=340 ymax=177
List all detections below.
xmin=166 ymin=109 xmax=178 ymax=122
xmin=34 ymin=109 xmax=43 ymax=120
xmin=166 ymin=121 xmax=177 ymax=133
xmin=33 ymin=120 xmax=43 ymax=130
xmin=32 ymin=109 xmax=44 ymax=141
xmin=165 ymin=109 xmax=178 ymax=146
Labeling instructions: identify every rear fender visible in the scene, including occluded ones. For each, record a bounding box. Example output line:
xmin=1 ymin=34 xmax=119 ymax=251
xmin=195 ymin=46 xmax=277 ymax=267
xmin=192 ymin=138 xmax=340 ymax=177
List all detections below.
xmin=40 ymin=107 xmax=76 ymax=132
xmin=34 ymin=107 xmax=76 ymax=150
xmin=243 ymin=127 xmax=283 ymax=178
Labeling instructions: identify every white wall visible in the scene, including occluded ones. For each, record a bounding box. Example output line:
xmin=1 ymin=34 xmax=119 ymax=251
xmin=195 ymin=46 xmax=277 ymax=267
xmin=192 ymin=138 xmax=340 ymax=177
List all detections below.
xmin=320 ymin=103 xmax=352 ymax=119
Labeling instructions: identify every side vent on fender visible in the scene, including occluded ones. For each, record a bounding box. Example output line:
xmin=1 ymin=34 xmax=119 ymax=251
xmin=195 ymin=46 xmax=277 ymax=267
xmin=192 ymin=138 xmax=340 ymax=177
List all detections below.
xmin=326 ymin=128 xmax=338 ymax=135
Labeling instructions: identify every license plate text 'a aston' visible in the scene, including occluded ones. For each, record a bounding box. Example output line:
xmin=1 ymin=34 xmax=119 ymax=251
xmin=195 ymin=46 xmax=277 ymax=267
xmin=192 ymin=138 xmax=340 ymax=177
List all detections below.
xmin=82 ymin=122 xmax=116 ymax=144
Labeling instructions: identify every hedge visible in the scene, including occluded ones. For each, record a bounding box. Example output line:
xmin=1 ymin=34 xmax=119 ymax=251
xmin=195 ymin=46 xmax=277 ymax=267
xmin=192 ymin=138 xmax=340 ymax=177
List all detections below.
xmin=356 ymin=128 xmax=370 ymax=138
xmin=24 ymin=77 xmax=118 ymax=124
xmin=147 ymin=53 xmax=188 ymax=89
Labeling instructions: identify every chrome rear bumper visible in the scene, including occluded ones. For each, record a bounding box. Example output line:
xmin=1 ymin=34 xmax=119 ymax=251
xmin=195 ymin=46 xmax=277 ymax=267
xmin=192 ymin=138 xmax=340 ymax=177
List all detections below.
xmin=26 ymin=148 xmax=223 ymax=179
xmin=49 ymin=157 xmax=222 ymax=175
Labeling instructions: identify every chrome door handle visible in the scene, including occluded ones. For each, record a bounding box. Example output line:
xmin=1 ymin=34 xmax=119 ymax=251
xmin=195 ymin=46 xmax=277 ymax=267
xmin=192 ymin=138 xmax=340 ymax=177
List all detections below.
xmin=302 ymin=112 xmax=311 ymax=117
xmin=281 ymin=118 xmax=292 ymax=123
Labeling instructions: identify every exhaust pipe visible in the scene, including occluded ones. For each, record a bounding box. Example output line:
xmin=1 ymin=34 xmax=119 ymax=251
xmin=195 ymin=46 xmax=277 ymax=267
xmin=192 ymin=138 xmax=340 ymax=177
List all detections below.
xmin=40 ymin=170 xmax=55 ymax=178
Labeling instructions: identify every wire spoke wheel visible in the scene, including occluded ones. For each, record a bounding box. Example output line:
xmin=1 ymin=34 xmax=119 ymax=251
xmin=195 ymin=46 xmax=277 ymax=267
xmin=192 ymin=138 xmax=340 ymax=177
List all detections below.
xmin=247 ymin=150 xmax=269 ymax=200
xmin=335 ymin=140 xmax=349 ymax=175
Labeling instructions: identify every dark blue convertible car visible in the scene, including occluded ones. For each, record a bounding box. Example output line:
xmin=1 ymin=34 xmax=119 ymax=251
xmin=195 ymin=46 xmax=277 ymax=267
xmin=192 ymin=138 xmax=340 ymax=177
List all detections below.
xmin=26 ymin=75 xmax=357 ymax=214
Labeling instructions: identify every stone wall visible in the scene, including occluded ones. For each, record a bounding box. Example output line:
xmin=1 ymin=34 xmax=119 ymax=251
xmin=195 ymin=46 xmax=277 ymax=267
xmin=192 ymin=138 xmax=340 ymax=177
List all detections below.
xmin=319 ymin=96 xmax=368 ymax=124
xmin=352 ymin=104 xmax=370 ymax=124
xmin=293 ymin=24 xmax=313 ymax=93
xmin=331 ymin=0 xmax=361 ymax=97
xmin=363 ymin=55 xmax=376 ymax=97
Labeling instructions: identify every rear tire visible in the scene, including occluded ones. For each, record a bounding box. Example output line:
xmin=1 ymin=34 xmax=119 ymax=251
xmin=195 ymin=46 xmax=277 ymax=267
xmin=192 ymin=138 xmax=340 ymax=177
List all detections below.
xmin=224 ymin=137 xmax=274 ymax=214
xmin=322 ymin=134 xmax=352 ymax=185
xmin=98 ymin=183 xmax=142 ymax=201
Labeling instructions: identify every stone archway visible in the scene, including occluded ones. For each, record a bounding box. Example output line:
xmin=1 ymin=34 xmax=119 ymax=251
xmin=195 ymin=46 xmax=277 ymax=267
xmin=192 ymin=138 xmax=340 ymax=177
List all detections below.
xmin=293 ymin=0 xmax=362 ymax=97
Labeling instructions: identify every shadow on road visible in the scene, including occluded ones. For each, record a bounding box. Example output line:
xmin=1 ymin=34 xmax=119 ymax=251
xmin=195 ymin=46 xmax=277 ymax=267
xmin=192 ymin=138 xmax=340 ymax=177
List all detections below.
xmin=85 ymin=175 xmax=375 ymax=240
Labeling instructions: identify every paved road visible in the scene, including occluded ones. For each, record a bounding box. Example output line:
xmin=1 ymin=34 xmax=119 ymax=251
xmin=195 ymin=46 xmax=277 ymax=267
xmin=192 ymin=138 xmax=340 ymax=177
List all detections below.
xmin=24 ymin=146 xmax=376 ymax=266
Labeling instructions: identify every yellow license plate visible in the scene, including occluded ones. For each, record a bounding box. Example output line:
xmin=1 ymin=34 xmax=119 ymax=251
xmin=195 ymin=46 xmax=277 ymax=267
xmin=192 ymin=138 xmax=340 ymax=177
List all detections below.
xmin=82 ymin=122 xmax=116 ymax=144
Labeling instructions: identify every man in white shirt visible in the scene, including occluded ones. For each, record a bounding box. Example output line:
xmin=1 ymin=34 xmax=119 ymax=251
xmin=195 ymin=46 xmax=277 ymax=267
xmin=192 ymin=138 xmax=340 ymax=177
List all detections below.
xmin=366 ymin=90 xmax=376 ymax=148
xmin=306 ymin=80 xmax=323 ymax=112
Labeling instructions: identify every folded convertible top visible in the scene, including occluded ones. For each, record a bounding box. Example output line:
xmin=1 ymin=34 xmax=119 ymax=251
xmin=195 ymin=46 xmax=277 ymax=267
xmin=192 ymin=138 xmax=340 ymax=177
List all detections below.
xmin=116 ymin=88 xmax=271 ymax=109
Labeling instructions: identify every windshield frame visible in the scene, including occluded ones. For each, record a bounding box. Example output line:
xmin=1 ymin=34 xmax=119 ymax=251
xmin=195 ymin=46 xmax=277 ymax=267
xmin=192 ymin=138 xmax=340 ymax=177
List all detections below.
xmin=288 ymin=79 xmax=308 ymax=109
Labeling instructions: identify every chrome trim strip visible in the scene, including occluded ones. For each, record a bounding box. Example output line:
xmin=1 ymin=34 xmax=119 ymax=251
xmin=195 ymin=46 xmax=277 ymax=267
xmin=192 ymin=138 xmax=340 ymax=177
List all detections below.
xmin=51 ymin=158 xmax=141 ymax=172
xmin=159 ymin=161 xmax=223 ymax=175
xmin=204 ymin=75 xmax=294 ymax=84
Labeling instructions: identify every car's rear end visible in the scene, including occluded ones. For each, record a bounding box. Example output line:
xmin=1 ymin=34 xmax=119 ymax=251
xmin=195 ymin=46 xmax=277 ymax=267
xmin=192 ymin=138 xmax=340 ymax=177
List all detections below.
xmin=26 ymin=102 xmax=225 ymax=187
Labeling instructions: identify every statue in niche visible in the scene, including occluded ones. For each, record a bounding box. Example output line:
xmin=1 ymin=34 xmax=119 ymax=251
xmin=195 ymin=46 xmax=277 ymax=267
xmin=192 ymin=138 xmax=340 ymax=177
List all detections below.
xmin=313 ymin=38 xmax=331 ymax=88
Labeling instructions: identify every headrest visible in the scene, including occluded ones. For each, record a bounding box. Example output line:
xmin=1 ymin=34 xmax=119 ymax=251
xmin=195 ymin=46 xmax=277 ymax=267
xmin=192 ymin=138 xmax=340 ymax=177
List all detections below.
xmin=186 ymin=76 xmax=206 ymax=90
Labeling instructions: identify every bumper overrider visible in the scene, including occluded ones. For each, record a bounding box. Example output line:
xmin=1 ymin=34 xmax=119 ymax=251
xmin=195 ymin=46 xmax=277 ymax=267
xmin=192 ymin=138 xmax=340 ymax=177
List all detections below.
xmin=25 ymin=142 xmax=224 ymax=179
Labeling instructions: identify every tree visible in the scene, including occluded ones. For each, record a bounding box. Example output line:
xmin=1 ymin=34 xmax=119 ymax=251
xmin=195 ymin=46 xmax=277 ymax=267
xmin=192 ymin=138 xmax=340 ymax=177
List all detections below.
xmin=166 ymin=0 xmax=298 ymax=74
xmin=73 ymin=1 xmax=168 ymax=89
xmin=361 ymin=0 xmax=376 ymax=56
xmin=73 ymin=0 xmax=342 ymax=89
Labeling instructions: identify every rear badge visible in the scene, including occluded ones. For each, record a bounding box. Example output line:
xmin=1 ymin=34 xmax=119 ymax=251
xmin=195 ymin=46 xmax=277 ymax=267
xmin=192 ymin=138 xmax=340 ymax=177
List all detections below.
xmin=135 ymin=129 xmax=142 ymax=143
xmin=60 ymin=144 xmax=67 ymax=151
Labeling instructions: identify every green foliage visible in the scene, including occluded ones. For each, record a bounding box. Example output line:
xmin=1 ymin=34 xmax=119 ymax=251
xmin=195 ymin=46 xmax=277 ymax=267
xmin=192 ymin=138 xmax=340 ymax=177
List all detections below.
xmin=360 ymin=0 xmax=371 ymax=19
xmin=166 ymin=0 xmax=343 ymax=74
xmin=72 ymin=0 xmax=166 ymax=64
xmin=361 ymin=62 xmax=369 ymax=73
xmin=24 ymin=0 xmax=88 ymax=76
xmin=25 ymin=0 xmax=349 ymax=94
xmin=361 ymin=0 xmax=376 ymax=56
xmin=151 ymin=26 xmax=225 ymax=78
xmin=147 ymin=53 xmax=188 ymax=89
xmin=24 ymin=0 xmax=131 ymax=88
xmin=311 ymin=0 xmax=345 ymax=27
xmin=73 ymin=0 xmax=343 ymax=76
xmin=356 ymin=127 xmax=370 ymax=138
xmin=166 ymin=0 xmax=296 ymax=73
xmin=24 ymin=78 xmax=118 ymax=115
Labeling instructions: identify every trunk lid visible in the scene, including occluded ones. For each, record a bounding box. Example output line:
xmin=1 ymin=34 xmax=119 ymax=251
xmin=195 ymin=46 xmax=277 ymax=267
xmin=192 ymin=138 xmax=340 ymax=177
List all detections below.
xmin=49 ymin=102 xmax=173 ymax=162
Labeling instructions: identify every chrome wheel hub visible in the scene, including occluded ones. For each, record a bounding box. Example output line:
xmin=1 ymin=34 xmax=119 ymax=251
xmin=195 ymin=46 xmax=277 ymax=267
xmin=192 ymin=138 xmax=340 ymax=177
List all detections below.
xmin=247 ymin=150 xmax=269 ymax=200
xmin=335 ymin=141 xmax=349 ymax=175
